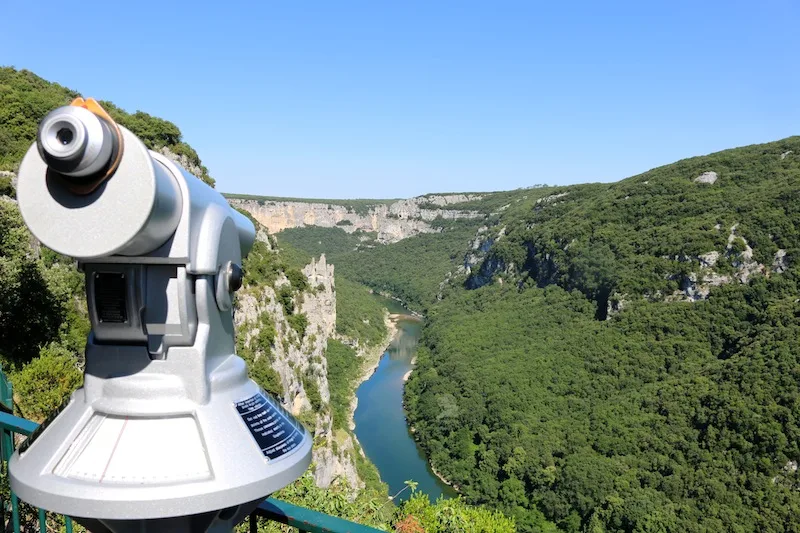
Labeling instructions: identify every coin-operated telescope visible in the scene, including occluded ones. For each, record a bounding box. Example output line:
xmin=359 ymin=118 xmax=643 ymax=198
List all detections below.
xmin=9 ymin=99 xmax=311 ymax=533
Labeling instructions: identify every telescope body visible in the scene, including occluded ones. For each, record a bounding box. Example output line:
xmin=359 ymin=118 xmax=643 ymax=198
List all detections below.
xmin=9 ymin=103 xmax=311 ymax=533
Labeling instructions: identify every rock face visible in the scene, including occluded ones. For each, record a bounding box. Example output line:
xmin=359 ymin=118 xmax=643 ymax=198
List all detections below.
xmin=668 ymin=224 xmax=772 ymax=302
xmin=462 ymin=226 xmax=504 ymax=289
xmin=234 ymin=255 xmax=362 ymax=491
xmin=156 ymin=147 xmax=207 ymax=182
xmin=698 ymin=251 xmax=720 ymax=268
xmin=231 ymin=194 xmax=484 ymax=243
xmin=773 ymin=249 xmax=788 ymax=273
xmin=694 ymin=171 xmax=718 ymax=184
xmin=726 ymin=225 xmax=763 ymax=283
xmin=463 ymin=209 xmax=789 ymax=307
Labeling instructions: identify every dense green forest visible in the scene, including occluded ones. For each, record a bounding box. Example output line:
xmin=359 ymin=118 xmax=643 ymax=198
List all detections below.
xmin=408 ymin=276 xmax=800 ymax=531
xmin=404 ymin=139 xmax=800 ymax=532
xmin=278 ymin=138 xmax=800 ymax=532
xmin=278 ymin=221 xmax=481 ymax=312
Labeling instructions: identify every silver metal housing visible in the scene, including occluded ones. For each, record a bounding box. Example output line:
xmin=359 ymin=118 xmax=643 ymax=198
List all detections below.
xmin=9 ymin=119 xmax=309 ymax=533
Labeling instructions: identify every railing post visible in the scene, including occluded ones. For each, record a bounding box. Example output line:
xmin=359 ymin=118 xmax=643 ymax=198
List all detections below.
xmin=0 ymin=368 xmax=16 ymax=533
xmin=11 ymin=492 xmax=20 ymax=533
xmin=0 ymin=367 xmax=11 ymax=410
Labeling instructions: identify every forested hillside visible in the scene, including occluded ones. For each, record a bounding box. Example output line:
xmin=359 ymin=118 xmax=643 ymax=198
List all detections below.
xmin=410 ymin=139 xmax=800 ymax=532
xmin=278 ymin=220 xmax=480 ymax=311
xmin=278 ymin=138 xmax=800 ymax=532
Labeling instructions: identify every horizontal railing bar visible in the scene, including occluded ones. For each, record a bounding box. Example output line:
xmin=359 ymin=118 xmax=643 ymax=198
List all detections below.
xmin=257 ymin=498 xmax=384 ymax=533
xmin=0 ymin=410 xmax=383 ymax=533
xmin=0 ymin=411 xmax=37 ymax=436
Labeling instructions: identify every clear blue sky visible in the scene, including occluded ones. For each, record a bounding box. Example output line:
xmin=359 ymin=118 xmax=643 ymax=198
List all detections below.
xmin=4 ymin=1 xmax=799 ymax=198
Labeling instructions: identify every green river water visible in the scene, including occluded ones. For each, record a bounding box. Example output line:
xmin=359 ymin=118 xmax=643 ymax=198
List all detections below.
xmin=353 ymin=297 xmax=456 ymax=502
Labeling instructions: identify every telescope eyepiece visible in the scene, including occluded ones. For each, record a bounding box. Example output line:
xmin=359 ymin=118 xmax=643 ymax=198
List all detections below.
xmin=56 ymin=127 xmax=74 ymax=145
xmin=37 ymin=106 xmax=118 ymax=183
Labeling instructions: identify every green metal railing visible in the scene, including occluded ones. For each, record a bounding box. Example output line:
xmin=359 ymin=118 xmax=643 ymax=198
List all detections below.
xmin=0 ymin=378 xmax=381 ymax=532
xmin=0 ymin=373 xmax=61 ymax=533
xmin=253 ymin=499 xmax=382 ymax=533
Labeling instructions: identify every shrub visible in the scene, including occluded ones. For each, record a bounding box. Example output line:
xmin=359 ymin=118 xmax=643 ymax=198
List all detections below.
xmin=12 ymin=343 xmax=82 ymax=422
xmin=288 ymin=313 xmax=309 ymax=338
xmin=0 ymin=176 xmax=14 ymax=198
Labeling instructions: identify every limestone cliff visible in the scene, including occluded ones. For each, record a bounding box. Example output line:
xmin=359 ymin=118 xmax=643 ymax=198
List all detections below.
xmin=231 ymin=194 xmax=483 ymax=243
xmin=233 ymin=247 xmax=395 ymax=494
xmin=234 ymin=254 xmax=365 ymax=491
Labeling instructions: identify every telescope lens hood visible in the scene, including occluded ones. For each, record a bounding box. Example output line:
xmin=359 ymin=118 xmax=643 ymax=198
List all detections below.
xmin=37 ymin=106 xmax=119 ymax=186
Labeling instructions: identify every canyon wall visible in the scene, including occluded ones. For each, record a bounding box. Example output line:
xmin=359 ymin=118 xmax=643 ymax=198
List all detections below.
xmin=231 ymin=194 xmax=484 ymax=243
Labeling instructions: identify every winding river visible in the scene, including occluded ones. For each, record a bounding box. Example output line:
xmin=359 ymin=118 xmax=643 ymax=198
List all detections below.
xmin=353 ymin=298 xmax=456 ymax=502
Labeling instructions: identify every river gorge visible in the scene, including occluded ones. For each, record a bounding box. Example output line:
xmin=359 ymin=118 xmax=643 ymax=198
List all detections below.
xmin=353 ymin=297 xmax=455 ymax=502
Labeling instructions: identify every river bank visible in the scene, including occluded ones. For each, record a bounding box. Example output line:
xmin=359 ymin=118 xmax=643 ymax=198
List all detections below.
xmin=374 ymin=290 xmax=425 ymax=319
xmin=347 ymin=311 xmax=399 ymax=433
xmin=430 ymin=463 xmax=459 ymax=492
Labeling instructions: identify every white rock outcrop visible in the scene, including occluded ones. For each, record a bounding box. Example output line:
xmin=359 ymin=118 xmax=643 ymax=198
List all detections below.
xmin=157 ymin=147 xmax=207 ymax=182
xmin=698 ymin=251 xmax=720 ymax=268
xmin=536 ymin=192 xmax=569 ymax=204
xmin=667 ymin=224 xmax=784 ymax=303
xmin=773 ymin=249 xmax=788 ymax=273
xmin=694 ymin=171 xmax=718 ymax=184
xmin=231 ymin=194 xmax=483 ymax=244
xmin=726 ymin=225 xmax=763 ymax=283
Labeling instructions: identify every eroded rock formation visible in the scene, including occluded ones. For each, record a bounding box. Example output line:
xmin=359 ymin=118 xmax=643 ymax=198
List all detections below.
xmin=231 ymin=194 xmax=483 ymax=243
xmin=234 ymin=255 xmax=364 ymax=490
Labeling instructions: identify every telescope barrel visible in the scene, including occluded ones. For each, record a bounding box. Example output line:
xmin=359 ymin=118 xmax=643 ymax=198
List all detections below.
xmin=17 ymin=105 xmax=183 ymax=259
